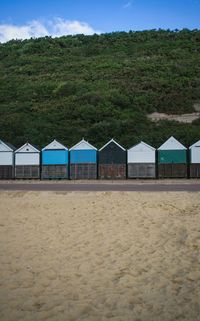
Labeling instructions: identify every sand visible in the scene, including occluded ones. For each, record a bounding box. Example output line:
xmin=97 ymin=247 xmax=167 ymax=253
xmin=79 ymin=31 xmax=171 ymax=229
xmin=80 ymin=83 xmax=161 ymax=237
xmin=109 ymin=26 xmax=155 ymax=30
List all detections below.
xmin=0 ymin=191 xmax=200 ymax=321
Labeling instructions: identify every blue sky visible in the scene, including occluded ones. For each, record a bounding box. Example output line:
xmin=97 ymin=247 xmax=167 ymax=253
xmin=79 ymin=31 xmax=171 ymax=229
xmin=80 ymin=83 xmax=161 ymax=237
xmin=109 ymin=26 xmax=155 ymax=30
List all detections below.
xmin=0 ymin=0 xmax=200 ymax=42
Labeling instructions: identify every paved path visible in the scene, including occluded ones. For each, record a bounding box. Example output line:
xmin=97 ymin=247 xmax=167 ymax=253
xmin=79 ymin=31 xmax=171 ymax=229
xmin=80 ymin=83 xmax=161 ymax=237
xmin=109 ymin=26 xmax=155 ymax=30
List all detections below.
xmin=0 ymin=183 xmax=200 ymax=192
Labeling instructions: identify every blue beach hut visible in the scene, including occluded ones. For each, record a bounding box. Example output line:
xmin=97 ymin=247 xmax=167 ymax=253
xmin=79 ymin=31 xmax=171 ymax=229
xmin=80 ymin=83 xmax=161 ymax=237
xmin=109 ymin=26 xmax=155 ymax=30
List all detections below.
xmin=42 ymin=139 xmax=68 ymax=179
xmin=69 ymin=138 xmax=97 ymax=179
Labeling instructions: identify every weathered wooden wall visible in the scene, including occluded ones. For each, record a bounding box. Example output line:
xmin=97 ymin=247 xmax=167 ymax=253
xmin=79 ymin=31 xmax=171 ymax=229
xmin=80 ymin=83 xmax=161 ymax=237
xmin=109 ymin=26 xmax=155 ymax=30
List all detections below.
xmin=190 ymin=164 xmax=200 ymax=178
xmin=0 ymin=165 xmax=14 ymax=179
xmin=128 ymin=163 xmax=156 ymax=178
xmin=41 ymin=165 xmax=68 ymax=179
xmin=98 ymin=164 xmax=126 ymax=179
xmin=158 ymin=164 xmax=187 ymax=178
xmin=70 ymin=164 xmax=97 ymax=180
xmin=15 ymin=165 xmax=40 ymax=179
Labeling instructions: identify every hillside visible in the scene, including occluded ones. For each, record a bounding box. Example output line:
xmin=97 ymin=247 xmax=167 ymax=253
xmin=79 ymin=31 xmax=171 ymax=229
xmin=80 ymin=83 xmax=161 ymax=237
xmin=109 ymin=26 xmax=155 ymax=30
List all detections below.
xmin=0 ymin=29 xmax=200 ymax=149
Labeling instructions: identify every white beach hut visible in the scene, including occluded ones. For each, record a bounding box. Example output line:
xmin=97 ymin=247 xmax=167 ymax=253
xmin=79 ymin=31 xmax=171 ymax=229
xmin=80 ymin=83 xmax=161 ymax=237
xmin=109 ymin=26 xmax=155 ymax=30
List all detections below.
xmin=189 ymin=139 xmax=200 ymax=178
xmin=0 ymin=140 xmax=15 ymax=179
xmin=15 ymin=142 xmax=40 ymax=179
xmin=127 ymin=141 xmax=156 ymax=178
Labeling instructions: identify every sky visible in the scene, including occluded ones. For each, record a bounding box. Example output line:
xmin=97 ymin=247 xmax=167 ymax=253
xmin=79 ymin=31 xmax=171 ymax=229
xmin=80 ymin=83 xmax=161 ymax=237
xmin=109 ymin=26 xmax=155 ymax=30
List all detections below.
xmin=0 ymin=0 xmax=200 ymax=42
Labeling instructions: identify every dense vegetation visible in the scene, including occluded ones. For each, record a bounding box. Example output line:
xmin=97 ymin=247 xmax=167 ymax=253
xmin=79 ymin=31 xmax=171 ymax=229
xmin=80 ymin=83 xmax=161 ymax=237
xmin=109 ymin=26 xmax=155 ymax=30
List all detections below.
xmin=0 ymin=29 xmax=200 ymax=149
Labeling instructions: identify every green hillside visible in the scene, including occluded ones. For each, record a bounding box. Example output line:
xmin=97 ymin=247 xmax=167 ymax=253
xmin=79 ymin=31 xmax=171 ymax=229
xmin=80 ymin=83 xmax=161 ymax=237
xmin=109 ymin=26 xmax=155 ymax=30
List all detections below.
xmin=0 ymin=29 xmax=200 ymax=149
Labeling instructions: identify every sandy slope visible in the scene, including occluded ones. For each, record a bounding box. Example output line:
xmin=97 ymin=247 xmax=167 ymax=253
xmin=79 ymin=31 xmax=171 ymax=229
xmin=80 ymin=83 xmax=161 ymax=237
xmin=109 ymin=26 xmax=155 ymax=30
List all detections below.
xmin=0 ymin=191 xmax=200 ymax=321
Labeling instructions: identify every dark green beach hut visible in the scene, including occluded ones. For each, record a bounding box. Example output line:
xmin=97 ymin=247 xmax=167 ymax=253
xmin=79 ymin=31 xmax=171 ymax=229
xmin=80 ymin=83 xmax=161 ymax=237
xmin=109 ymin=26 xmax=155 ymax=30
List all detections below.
xmin=158 ymin=136 xmax=187 ymax=178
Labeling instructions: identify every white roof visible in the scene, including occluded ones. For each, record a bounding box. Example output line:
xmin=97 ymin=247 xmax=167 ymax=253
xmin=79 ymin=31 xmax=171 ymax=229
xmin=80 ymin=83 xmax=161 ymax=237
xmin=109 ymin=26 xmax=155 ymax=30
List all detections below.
xmin=189 ymin=139 xmax=200 ymax=149
xmin=99 ymin=139 xmax=126 ymax=151
xmin=15 ymin=142 xmax=40 ymax=153
xmin=128 ymin=141 xmax=155 ymax=152
xmin=158 ymin=136 xmax=186 ymax=150
xmin=42 ymin=139 xmax=68 ymax=151
xmin=69 ymin=138 xmax=97 ymax=151
xmin=0 ymin=140 xmax=13 ymax=152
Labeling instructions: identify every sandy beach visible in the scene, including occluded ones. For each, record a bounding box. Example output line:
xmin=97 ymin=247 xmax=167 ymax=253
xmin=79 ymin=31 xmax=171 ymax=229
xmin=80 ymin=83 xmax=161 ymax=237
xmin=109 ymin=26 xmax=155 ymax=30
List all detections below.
xmin=0 ymin=191 xmax=200 ymax=321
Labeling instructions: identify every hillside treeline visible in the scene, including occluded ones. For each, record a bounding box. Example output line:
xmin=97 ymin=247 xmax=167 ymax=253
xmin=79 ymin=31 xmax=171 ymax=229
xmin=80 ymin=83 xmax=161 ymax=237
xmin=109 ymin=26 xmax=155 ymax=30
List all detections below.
xmin=0 ymin=29 xmax=200 ymax=148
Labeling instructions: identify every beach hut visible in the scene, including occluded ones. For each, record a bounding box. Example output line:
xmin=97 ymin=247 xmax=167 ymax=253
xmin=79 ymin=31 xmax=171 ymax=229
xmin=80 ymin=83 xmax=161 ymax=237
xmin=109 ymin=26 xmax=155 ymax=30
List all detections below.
xmin=41 ymin=139 xmax=68 ymax=179
xmin=127 ymin=141 xmax=156 ymax=178
xmin=69 ymin=139 xmax=97 ymax=179
xmin=0 ymin=140 xmax=15 ymax=179
xmin=98 ymin=139 xmax=126 ymax=179
xmin=189 ymin=140 xmax=200 ymax=178
xmin=15 ymin=143 xmax=40 ymax=179
xmin=158 ymin=136 xmax=187 ymax=178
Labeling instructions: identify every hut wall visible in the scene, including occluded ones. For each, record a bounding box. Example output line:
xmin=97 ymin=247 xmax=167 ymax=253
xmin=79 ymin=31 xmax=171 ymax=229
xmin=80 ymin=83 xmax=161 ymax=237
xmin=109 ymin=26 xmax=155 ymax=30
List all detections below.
xmin=190 ymin=164 xmax=200 ymax=178
xmin=128 ymin=163 xmax=156 ymax=178
xmin=99 ymin=164 xmax=126 ymax=179
xmin=158 ymin=164 xmax=187 ymax=178
xmin=70 ymin=150 xmax=97 ymax=164
xmin=0 ymin=152 xmax=13 ymax=165
xmin=158 ymin=150 xmax=187 ymax=164
xmin=190 ymin=148 xmax=200 ymax=164
xmin=128 ymin=150 xmax=155 ymax=163
xmin=42 ymin=165 xmax=68 ymax=179
xmin=0 ymin=166 xmax=13 ymax=179
xmin=15 ymin=165 xmax=40 ymax=179
xmin=15 ymin=153 xmax=40 ymax=165
xmin=42 ymin=150 xmax=68 ymax=165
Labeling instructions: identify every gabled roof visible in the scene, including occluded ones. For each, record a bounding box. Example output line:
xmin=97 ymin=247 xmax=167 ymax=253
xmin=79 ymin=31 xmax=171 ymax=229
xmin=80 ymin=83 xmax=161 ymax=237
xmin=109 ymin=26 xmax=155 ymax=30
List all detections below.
xmin=42 ymin=139 xmax=68 ymax=151
xmin=15 ymin=142 xmax=40 ymax=153
xmin=158 ymin=136 xmax=186 ymax=150
xmin=0 ymin=140 xmax=16 ymax=152
xmin=99 ymin=139 xmax=126 ymax=151
xmin=69 ymin=138 xmax=97 ymax=151
xmin=189 ymin=139 xmax=200 ymax=149
xmin=128 ymin=141 xmax=155 ymax=152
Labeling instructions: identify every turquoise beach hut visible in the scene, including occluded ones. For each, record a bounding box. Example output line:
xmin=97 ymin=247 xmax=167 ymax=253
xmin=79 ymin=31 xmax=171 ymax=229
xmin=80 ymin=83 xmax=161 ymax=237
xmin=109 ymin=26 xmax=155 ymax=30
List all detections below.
xmin=42 ymin=139 xmax=68 ymax=179
xmin=69 ymin=138 xmax=97 ymax=179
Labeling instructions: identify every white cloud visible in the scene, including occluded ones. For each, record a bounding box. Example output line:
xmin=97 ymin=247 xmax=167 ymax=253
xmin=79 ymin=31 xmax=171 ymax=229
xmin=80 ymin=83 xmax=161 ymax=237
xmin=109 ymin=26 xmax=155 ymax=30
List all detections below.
xmin=50 ymin=18 xmax=98 ymax=37
xmin=123 ymin=1 xmax=132 ymax=8
xmin=0 ymin=18 xmax=100 ymax=43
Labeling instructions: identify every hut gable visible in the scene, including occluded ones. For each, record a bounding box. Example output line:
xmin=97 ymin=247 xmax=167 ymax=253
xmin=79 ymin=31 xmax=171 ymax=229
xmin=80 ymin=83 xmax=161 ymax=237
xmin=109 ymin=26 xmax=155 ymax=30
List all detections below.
xmin=128 ymin=141 xmax=155 ymax=164
xmin=15 ymin=143 xmax=40 ymax=154
xmin=99 ymin=139 xmax=125 ymax=152
xmin=70 ymin=139 xmax=97 ymax=151
xmin=42 ymin=139 xmax=67 ymax=151
xmin=0 ymin=140 xmax=14 ymax=152
xmin=158 ymin=136 xmax=186 ymax=150
xmin=128 ymin=141 xmax=155 ymax=152
xmin=189 ymin=140 xmax=200 ymax=149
